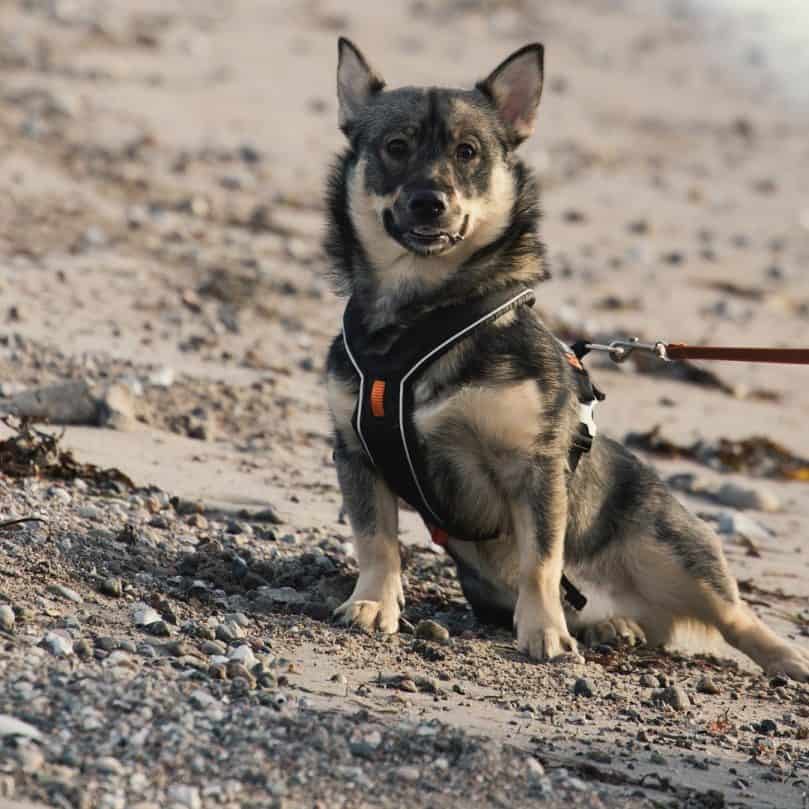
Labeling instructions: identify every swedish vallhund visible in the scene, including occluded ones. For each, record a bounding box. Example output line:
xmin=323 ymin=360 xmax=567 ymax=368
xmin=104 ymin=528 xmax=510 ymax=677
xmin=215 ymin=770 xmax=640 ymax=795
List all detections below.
xmin=323 ymin=37 xmax=809 ymax=679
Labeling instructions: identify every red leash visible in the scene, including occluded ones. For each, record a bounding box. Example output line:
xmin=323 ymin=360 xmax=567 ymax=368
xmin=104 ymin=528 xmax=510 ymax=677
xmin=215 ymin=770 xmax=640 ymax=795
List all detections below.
xmin=584 ymin=339 xmax=809 ymax=366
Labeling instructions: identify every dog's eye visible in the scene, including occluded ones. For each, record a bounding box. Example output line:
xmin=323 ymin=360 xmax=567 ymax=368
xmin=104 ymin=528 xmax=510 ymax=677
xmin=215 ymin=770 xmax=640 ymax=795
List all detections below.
xmin=385 ymin=139 xmax=409 ymax=160
xmin=456 ymin=142 xmax=477 ymax=162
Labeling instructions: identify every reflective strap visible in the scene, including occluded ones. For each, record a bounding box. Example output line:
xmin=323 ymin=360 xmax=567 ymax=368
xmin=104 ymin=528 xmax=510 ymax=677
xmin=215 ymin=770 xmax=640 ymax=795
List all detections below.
xmin=578 ymin=400 xmax=597 ymax=439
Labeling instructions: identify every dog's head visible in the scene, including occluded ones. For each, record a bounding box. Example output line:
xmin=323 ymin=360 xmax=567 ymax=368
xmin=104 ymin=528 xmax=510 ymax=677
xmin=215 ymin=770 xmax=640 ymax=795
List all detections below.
xmin=327 ymin=40 xmax=546 ymax=314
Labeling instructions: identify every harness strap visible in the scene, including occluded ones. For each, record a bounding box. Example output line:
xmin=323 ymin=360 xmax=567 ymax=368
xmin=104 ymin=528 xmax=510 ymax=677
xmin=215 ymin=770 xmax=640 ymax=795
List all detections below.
xmin=343 ymin=285 xmax=536 ymax=536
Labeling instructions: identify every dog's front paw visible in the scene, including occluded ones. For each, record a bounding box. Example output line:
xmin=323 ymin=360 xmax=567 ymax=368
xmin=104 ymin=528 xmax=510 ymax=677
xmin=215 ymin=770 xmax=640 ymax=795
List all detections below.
xmin=517 ymin=624 xmax=582 ymax=661
xmin=762 ymin=645 xmax=809 ymax=682
xmin=515 ymin=594 xmax=582 ymax=662
xmin=333 ymin=576 xmax=404 ymax=634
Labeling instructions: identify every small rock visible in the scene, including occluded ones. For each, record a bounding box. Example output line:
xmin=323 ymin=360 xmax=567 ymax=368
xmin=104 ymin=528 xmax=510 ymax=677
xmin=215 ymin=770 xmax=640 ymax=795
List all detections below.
xmin=573 ymin=678 xmax=595 ymax=698
xmin=715 ymin=483 xmax=780 ymax=513
xmin=201 ymin=640 xmax=227 ymax=656
xmin=654 ymin=686 xmax=691 ymax=711
xmin=216 ymin=621 xmax=246 ymax=642
xmin=396 ymin=765 xmax=420 ymax=782
xmin=526 ymin=757 xmax=545 ymax=781
xmin=255 ymin=586 xmax=305 ymax=606
xmin=98 ymin=383 xmax=137 ymax=430
xmin=756 ymin=718 xmax=778 ymax=735
xmin=414 ymin=619 xmax=450 ymax=644
xmin=48 ymin=583 xmax=83 ymax=604
xmin=640 ymin=673 xmax=658 ymax=688
xmin=98 ymin=577 xmax=123 ymax=598
xmin=229 ymin=645 xmax=256 ymax=668
xmin=74 ymin=638 xmax=92 ymax=658
xmin=697 ymin=675 xmax=720 ymax=695
xmin=189 ymin=689 xmax=217 ymax=709
xmin=716 ymin=512 xmax=770 ymax=541
xmin=148 ymin=367 xmax=175 ymax=388
xmin=132 ymin=605 xmax=162 ymax=626
xmin=330 ymin=672 xmax=347 ymax=686
xmin=166 ymin=784 xmax=201 ymax=809
xmin=78 ymin=504 xmax=103 ymax=521
xmin=43 ymin=631 xmax=73 ymax=657
xmin=96 ymin=756 xmax=125 ymax=775
xmin=0 ymin=604 xmax=15 ymax=631
xmin=0 ymin=715 xmax=43 ymax=740
xmin=146 ymin=621 xmax=172 ymax=637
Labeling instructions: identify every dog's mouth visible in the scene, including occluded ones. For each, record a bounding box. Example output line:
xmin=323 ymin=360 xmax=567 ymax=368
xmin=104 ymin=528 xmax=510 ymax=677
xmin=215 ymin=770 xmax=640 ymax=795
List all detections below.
xmin=384 ymin=211 xmax=469 ymax=256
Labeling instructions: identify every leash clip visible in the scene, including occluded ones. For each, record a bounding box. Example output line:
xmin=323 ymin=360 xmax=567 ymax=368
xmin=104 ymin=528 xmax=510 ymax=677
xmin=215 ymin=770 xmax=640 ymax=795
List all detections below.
xmin=585 ymin=337 xmax=670 ymax=364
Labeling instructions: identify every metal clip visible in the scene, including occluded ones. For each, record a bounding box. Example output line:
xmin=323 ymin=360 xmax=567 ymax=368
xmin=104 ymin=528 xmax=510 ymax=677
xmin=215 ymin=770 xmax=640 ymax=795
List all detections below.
xmin=585 ymin=337 xmax=670 ymax=364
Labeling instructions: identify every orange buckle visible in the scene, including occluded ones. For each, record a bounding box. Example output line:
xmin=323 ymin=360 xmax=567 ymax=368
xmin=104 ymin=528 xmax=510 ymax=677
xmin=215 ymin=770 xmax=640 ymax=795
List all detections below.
xmin=369 ymin=379 xmax=386 ymax=417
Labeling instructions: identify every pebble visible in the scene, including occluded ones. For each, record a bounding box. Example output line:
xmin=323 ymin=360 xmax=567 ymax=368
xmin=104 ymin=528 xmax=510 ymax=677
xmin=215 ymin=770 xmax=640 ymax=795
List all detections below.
xmin=225 ymin=612 xmax=250 ymax=628
xmin=16 ymin=744 xmax=45 ymax=773
xmin=526 ymin=757 xmax=545 ymax=780
xmin=166 ymin=784 xmax=202 ymax=809
xmin=132 ymin=605 xmax=162 ymax=626
xmin=48 ymin=487 xmax=72 ymax=505
xmin=573 ymin=678 xmax=595 ymax=698
xmin=78 ymin=505 xmax=103 ymax=521
xmin=716 ymin=512 xmax=770 ymax=541
xmin=216 ymin=621 xmax=246 ymax=642
xmin=756 ymin=718 xmax=778 ymax=735
xmin=0 ymin=715 xmax=43 ymax=740
xmin=43 ymin=631 xmax=74 ymax=657
xmin=414 ymin=619 xmax=450 ymax=644
xmin=48 ymin=583 xmax=83 ymax=604
xmin=639 ymin=673 xmax=658 ymax=688
xmin=697 ymin=675 xmax=720 ymax=695
xmin=146 ymin=621 xmax=172 ymax=637
xmin=96 ymin=756 xmax=125 ymax=775
xmin=254 ymin=586 xmax=305 ymax=606
xmin=98 ymin=577 xmax=123 ymax=598
xmin=74 ymin=638 xmax=92 ymax=657
xmin=189 ymin=689 xmax=217 ymax=710
xmin=654 ymin=686 xmax=690 ymax=711
xmin=229 ymin=645 xmax=256 ymax=668
xmin=0 ymin=604 xmax=15 ymax=631
xmin=715 ymin=483 xmax=780 ymax=513
xmin=149 ymin=367 xmax=175 ymax=388
xmin=395 ymin=766 xmax=420 ymax=781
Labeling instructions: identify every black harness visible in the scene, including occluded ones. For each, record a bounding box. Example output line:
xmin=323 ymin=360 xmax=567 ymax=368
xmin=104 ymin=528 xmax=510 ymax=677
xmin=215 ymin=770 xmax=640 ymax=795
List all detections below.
xmin=342 ymin=285 xmax=600 ymax=611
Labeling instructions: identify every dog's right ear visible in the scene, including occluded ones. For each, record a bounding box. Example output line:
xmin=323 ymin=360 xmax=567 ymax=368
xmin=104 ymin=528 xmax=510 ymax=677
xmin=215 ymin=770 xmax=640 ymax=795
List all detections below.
xmin=337 ymin=38 xmax=385 ymax=134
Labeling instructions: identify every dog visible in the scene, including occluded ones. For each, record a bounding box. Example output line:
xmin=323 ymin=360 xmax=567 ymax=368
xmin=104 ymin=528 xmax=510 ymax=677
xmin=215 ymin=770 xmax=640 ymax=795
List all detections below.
xmin=323 ymin=37 xmax=809 ymax=680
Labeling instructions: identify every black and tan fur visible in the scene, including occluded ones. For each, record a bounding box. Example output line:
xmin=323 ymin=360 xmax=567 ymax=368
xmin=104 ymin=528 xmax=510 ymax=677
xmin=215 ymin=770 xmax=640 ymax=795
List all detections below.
xmin=323 ymin=38 xmax=809 ymax=678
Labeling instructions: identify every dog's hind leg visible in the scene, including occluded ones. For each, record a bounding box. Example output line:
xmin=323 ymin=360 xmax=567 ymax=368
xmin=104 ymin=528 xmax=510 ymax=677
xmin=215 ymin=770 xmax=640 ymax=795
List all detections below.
xmin=332 ymin=445 xmax=403 ymax=634
xmin=627 ymin=514 xmax=809 ymax=680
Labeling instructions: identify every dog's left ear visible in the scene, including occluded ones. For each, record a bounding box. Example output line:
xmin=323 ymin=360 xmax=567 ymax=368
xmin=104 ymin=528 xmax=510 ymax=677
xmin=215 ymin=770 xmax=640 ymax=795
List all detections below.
xmin=337 ymin=37 xmax=385 ymax=134
xmin=477 ymin=43 xmax=544 ymax=146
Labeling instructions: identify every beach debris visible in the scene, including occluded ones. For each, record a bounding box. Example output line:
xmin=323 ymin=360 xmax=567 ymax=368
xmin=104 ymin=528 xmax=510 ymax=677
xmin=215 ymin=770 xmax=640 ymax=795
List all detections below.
xmin=626 ymin=426 xmax=809 ymax=482
xmin=0 ymin=417 xmax=134 ymax=489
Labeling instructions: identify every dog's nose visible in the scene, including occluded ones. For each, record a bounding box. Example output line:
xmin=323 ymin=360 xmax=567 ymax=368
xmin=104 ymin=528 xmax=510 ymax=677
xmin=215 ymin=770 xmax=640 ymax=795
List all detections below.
xmin=408 ymin=190 xmax=448 ymax=222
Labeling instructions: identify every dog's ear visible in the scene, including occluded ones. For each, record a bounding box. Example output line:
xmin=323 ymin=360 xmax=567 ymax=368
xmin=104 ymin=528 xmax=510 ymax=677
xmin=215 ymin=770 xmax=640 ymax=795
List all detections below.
xmin=337 ymin=38 xmax=385 ymax=134
xmin=477 ymin=43 xmax=544 ymax=146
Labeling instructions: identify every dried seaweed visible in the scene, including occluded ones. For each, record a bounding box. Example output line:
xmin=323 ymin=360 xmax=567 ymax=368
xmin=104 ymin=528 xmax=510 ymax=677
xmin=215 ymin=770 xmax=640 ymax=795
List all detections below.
xmin=625 ymin=425 xmax=809 ymax=481
xmin=0 ymin=416 xmax=134 ymax=489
